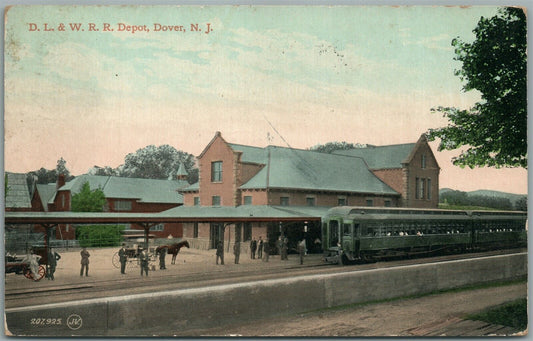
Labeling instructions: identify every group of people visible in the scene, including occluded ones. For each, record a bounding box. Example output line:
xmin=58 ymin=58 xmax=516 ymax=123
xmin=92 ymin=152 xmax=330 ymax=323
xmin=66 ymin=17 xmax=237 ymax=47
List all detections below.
xmin=21 ymin=236 xmax=308 ymax=282
xmin=215 ymin=236 xmax=308 ymax=265
xmin=118 ymin=244 xmax=167 ymax=276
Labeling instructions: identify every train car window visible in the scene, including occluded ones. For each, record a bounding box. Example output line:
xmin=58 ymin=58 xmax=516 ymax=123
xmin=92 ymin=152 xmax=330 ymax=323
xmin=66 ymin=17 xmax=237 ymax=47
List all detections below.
xmin=343 ymin=223 xmax=351 ymax=235
xmin=354 ymin=224 xmax=360 ymax=237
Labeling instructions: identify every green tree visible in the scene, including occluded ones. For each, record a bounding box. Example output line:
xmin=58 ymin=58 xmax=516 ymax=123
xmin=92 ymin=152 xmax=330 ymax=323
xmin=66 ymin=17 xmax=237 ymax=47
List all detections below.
xmin=428 ymin=7 xmax=527 ymax=168
xmin=119 ymin=144 xmax=198 ymax=183
xmin=71 ymin=182 xmax=106 ymax=212
xmin=309 ymin=141 xmax=366 ymax=154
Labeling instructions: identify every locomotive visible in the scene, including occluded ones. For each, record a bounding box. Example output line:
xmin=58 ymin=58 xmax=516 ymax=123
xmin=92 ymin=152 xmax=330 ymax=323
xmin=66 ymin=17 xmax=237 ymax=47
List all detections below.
xmin=321 ymin=206 xmax=527 ymax=265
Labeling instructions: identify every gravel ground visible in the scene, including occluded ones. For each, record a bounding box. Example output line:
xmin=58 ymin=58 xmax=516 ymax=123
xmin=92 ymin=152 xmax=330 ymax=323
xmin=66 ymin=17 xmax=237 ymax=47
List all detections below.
xmin=181 ymin=282 xmax=527 ymax=337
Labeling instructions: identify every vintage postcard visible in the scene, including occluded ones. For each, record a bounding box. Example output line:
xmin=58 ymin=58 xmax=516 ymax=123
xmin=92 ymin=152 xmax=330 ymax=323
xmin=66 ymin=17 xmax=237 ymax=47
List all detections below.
xmin=3 ymin=4 xmax=528 ymax=337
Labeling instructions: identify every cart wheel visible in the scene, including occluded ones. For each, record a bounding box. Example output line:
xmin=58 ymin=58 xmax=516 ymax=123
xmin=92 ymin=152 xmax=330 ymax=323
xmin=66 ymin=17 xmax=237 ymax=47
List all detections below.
xmin=35 ymin=265 xmax=46 ymax=281
xmin=127 ymin=258 xmax=138 ymax=269
xmin=23 ymin=266 xmax=32 ymax=280
xmin=24 ymin=265 xmax=46 ymax=281
xmin=112 ymin=252 xmax=121 ymax=268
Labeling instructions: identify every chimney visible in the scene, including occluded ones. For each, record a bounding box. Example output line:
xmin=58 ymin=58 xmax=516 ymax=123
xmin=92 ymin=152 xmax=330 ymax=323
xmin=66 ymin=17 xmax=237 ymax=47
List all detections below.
xmin=57 ymin=174 xmax=66 ymax=189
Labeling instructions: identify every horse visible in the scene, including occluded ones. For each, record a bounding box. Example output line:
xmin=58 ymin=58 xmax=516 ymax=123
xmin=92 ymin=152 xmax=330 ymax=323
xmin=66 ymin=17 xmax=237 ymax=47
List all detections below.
xmin=156 ymin=240 xmax=190 ymax=264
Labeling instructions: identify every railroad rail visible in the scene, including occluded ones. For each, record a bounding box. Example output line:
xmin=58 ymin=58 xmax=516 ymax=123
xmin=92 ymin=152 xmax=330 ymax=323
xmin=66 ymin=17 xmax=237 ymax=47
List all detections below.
xmin=5 ymin=248 xmax=525 ymax=309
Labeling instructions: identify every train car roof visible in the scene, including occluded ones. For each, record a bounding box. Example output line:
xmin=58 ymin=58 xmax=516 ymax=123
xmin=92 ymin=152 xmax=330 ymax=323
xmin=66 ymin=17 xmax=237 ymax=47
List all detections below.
xmin=324 ymin=206 xmax=527 ymax=219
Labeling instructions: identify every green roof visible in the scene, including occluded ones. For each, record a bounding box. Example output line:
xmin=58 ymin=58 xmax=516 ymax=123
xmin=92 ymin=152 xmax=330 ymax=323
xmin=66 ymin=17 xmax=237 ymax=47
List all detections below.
xmin=239 ymin=146 xmax=398 ymax=195
xmin=228 ymin=143 xmax=267 ymax=164
xmin=36 ymin=183 xmax=57 ymax=211
xmin=332 ymin=143 xmax=416 ymax=169
xmin=59 ymin=175 xmax=185 ymax=204
xmin=160 ymin=205 xmax=328 ymax=219
xmin=5 ymin=173 xmax=31 ymax=209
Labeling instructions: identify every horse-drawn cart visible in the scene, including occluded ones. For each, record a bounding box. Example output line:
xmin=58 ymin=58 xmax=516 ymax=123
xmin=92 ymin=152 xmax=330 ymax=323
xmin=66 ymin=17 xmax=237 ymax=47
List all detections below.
xmin=111 ymin=239 xmax=190 ymax=269
xmin=5 ymin=251 xmax=46 ymax=281
xmin=111 ymin=235 xmax=158 ymax=269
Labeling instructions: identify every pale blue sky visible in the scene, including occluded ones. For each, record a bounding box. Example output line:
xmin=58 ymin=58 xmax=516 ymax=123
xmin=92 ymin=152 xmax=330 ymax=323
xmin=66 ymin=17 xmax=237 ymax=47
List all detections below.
xmin=4 ymin=5 xmax=528 ymax=194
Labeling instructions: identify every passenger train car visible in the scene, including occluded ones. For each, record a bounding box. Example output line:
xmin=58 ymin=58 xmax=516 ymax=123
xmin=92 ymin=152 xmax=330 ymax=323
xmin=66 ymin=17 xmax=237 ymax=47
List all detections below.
xmin=322 ymin=206 xmax=527 ymax=264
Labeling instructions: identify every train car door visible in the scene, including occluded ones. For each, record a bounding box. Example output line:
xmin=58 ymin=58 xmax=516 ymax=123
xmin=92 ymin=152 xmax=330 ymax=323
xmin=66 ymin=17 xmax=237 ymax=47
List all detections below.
xmin=328 ymin=219 xmax=340 ymax=248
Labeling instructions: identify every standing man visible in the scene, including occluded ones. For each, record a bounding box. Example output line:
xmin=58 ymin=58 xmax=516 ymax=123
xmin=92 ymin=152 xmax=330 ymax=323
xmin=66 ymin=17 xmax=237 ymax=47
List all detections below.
xmin=257 ymin=236 xmax=263 ymax=259
xmin=119 ymin=244 xmax=127 ymax=274
xmin=216 ymin=240 xmax=224 ymax=265
xmin=250 ymin=238 xmax=257 ymax=259
xmin=80 ymin=247 xmax=90 ymax=277
xmin=158 ymin=247 xmax=167 ymax=270
xmin=298 ymin=238 xmax=306 ymax=265
xmin=139 ymin=247 xmax=149 ymax=276
xmin=233 ymin=242 xmax=240 ymax=264
xmin=47 ymin=247 xmax=61 ymax=280
xmin=281 ymin=237 xmax=289 ymax=260
xmin=262 ymin=238 xmax=269 ymax=262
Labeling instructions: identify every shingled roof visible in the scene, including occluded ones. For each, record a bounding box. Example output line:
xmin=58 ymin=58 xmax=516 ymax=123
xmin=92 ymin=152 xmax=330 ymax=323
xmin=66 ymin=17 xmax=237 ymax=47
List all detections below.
xmin=58 ymin=175 xmax=187 ymax=204
xmin=238 ymin=146 xmax=398 ymax=195
xmin=332 ymin=143 xmax=416 ymax=170
xmin=5 ymin=173 xmax=32 ymax=209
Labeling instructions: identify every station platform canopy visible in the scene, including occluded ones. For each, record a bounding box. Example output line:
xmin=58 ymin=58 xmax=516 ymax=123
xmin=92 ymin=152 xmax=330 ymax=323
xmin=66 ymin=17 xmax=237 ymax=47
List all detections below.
xmin=4 ymin=205 xmax=329 ymax=225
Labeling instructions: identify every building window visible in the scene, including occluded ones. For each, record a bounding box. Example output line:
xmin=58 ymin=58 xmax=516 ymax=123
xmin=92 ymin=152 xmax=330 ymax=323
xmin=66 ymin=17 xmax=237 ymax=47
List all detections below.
xmin=338 ymin=198 xmax=346 ymax=206
xmin=366 ymin=199 xmax=373 ymax=207
xmin=193 ymin=222 xmax=199 ymax=238
xmin=421 ymin=154 xmax=426 ymax=169
xmin=211 ymin=161 xmax=223 ymax=182
xmin=280 ymin=197 xmax=290 ymax=206
xmin=150 ymin=223 xmax=164 ymax=231
xmin=194 ymin=197 xmax=200 ymax=206
xmin=384 ymin=200 xmax=392 ymax=207
xmin=115 ymin=200 xmax=132 ymax=211
xmin=427 ymin=178 xmax=432 ymax=200
xmin=306 ymin=197 xmax=316 ymax=206
xmin=244 ymin=196 xmax=252 ymax=205
xmin=415 ymin=177 xmax=426 ymax=200
xmin=419 ymin=178 xmax=426 ymax=199
xmin=243 ymin=222 xmax=252 ymax=241
xmin=212 ymin=196 xmax=221 ymax=206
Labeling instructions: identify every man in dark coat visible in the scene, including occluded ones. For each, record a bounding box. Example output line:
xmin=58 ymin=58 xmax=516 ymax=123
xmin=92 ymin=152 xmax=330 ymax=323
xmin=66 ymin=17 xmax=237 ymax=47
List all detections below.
xmin=158 ymin=247 xmax=167 ymax=270
xmin=216 ymin=241 xmax=224 ymax=265
xmin=281 ymin=237 xmax=289 ymax=260
xmin=47 ymin=248 xmax=61 ymax=280
xmin=250 ymin=238 xmax=257 ymax=259
xmin=80 ymin=247 xmax=90 ymax=277
xmin=119 ymin=244 xmax=128 ymax=274
xmin=233 ymin=242 xmax=240 ymax=264
xmin=258 ymin=236 xmax=263 ymax=259
xmin=139 ymin=247 xmax=149 ymax=276
xmin=262 ymin=238 xmax=269 ymax=262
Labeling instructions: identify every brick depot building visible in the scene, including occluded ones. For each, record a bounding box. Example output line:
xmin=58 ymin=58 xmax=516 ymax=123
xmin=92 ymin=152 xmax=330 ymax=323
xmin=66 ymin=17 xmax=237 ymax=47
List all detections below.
xmin=31 ymin=172 xmax=189 ymax=240
xmin=178 ymin=132 xmax=440 ymax=251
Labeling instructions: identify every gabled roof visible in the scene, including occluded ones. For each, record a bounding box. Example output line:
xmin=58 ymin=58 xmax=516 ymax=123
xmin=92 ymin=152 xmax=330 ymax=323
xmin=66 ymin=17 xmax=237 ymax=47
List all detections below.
xmin=228 ymin=143 xmax=268 ymax=164
xmin=36 ymin=183 xmax=57 ymax=211
xmin=5 ymin=173 xmax=32 ymax=209
xmin=58 ymin=175 xmax=186 ymax=204
xmin=332 ymin=143 xmax=416 ymax=169
xmin=239 ymin=146 xmax=398 ymax=195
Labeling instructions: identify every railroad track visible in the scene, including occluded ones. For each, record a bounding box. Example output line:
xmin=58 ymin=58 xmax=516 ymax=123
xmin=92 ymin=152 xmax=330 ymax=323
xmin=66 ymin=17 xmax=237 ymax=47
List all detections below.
xmin=5 ymin=248 xmax=525 ymax=309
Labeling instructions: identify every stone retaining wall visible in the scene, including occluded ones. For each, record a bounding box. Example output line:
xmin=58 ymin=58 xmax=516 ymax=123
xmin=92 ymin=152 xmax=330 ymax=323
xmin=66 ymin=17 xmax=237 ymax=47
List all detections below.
xmin=5 ymin=253 xmax=526 ymax=336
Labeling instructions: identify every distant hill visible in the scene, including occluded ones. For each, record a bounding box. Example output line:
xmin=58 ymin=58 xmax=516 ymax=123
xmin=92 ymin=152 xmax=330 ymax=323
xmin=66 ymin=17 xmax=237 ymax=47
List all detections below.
xmin=439 ymin=188 xmax=526 ymax=206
